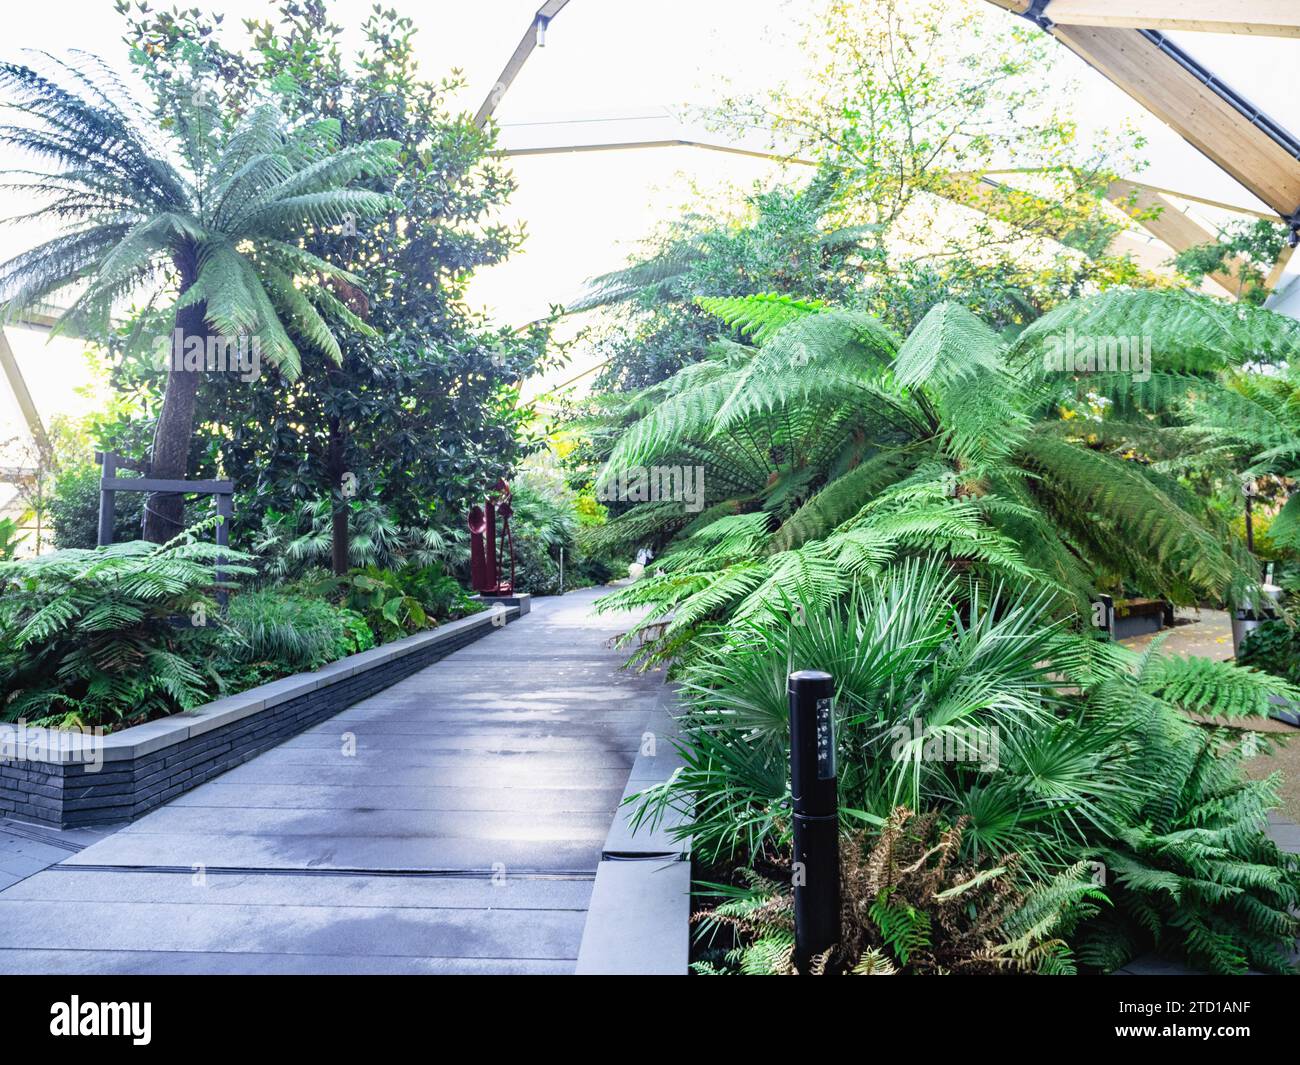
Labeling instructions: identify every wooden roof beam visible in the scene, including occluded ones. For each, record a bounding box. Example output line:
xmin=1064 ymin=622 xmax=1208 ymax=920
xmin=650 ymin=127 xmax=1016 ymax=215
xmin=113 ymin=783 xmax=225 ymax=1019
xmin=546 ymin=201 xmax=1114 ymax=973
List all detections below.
xmin=990 ymin=0 xmax=1300 ymax=37
xmin=1105 ymin=179 xmax=1252 ymax=296
xmin=0 ymin=328 xmax=52 ymax=463
xmin=987 ymin=3 xmax=1300 ymax=235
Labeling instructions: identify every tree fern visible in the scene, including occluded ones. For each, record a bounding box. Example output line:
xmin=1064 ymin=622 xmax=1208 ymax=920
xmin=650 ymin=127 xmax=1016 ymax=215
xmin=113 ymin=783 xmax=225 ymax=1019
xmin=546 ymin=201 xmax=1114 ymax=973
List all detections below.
xmin=0 ymin=55 xmax=399 ymax=540
xmin=695 ymin=292 xmax=826 ymax=342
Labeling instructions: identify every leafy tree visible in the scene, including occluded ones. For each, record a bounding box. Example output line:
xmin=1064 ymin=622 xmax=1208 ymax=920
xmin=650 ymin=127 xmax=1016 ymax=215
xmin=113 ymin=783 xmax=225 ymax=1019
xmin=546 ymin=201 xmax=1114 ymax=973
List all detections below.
xmin=717 ymin=0 xmax=1139 ymax=276
xmin=569 ymin=0 xmax=1154 ymax=397
xmin=0 ymin=52 xmax=399 ymax=541
xmin=1173 ymin=219 xmax=1290 ymax=305
xmin=576 ymin=174 xmax=875 ymax=390
xmin=116 ymin=1 xmax=556 ymax=567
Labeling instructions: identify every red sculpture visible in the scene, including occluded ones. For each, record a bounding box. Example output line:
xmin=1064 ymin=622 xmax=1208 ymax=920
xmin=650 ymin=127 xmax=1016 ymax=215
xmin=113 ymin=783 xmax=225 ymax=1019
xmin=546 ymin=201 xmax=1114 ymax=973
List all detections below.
xmin=468 ymin=479 xmax=516 ymax=595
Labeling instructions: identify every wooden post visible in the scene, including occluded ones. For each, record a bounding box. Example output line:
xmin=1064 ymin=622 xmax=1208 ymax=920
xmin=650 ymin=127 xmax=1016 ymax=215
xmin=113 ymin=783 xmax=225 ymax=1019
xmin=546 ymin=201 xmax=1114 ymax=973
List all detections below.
xmin=96 ymin=451 xmax=117 ymax=548
xmin=94 ymin=452 xmax=236 ymax=611
xmin=215 ymin=492 xmax=233 ymax=608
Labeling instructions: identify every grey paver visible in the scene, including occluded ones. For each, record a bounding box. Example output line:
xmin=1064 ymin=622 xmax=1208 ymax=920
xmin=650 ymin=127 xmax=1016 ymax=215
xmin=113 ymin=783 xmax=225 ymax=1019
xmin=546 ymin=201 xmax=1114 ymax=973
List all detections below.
xmin=575 ymin=859 xmax=691 ymax=975
xmin=0 ymin=949 xmax=573 ymax=975
xmin=168 ymin=782 xmax=626 ymax=813
xmin=0 ymin=894 xmax=586 ymax=959
xmin=1 ymin=869 xmax=594 ymax=909
xmin=61 ymin=831 xmax=607 ymax=872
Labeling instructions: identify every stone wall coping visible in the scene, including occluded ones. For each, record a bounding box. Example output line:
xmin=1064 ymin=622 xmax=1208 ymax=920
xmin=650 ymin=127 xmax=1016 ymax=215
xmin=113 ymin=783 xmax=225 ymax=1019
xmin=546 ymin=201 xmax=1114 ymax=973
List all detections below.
xmin=0 ymin=605 xmax=517 ymax=764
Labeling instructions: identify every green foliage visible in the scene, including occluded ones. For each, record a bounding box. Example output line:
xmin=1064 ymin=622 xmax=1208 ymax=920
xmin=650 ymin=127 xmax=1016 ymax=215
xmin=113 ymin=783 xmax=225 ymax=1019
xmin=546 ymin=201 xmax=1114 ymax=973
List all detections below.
xmin=694 ymin=293 xmax=825 ymax=343
xmin=1172 ymin=219 xmax=1290 ymax=305
xmin=251 ymin=499 xmax=461 ymax=579
xmin=1011 ymin=288 xmax=1300 ymax=373
xmin=307 ymin=568 xmax=426 ymax=643
xmin=1075 ymin=723 xmax=1300 ymax=975
xmin=300 ymin=562 xmax=478 ymax=643
xmin=0 ymin=55 xmax=398 ymax=376
xmin=590 ymin=289 xmax=1281 ymax=661
xmin=1238 ymin=620 xmax=1300 ymax=686
xmin=630 ymin=559 xmax=1300 ymax=973
xmin=694 ymin=808 xmax=1104 ymax=975
xmin=577 ymin=175 xmax=877 ymax=391
xmin=224 ymin=591 xmax=372 ymax=672
xmin=392 ymin=563 xmax=479 ymax=621
xmin=47 ymin=463 xmax=151 ymax=549
xmin=1182 ymin=372 xmax=1300 ymax=558
xmin=579 ymin=0 xmax=1152 ymax=397
xmin=0 ymin=528 xmax=255 ymax=727
xmin=0 ymin=517 xmax=27 ymax=561
xmin=1139 ymin=647 xmax=1296 ymax=719
xmin=509 ymin=468 xmax=614 ymax=594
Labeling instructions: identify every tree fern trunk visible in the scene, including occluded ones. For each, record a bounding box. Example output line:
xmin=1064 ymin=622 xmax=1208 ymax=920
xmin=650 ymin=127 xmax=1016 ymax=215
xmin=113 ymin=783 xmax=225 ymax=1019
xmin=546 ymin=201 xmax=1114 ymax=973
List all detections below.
xmin=328 ymin=413 xmax=350 ymax=576
xmin=143 ymin=297 xmax=206 ymax=543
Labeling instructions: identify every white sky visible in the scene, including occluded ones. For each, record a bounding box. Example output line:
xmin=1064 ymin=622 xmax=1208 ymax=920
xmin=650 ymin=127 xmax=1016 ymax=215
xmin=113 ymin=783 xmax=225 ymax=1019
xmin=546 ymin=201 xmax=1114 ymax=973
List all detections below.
xmin=1 ymin=0 xmax=1298 ymax=443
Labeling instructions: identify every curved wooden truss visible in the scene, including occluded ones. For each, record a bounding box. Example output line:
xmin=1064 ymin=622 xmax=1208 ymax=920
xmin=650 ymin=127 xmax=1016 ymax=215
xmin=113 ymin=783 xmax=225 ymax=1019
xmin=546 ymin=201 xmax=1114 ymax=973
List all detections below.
xmin=987 ymin=1 xmax=1300 ymax=234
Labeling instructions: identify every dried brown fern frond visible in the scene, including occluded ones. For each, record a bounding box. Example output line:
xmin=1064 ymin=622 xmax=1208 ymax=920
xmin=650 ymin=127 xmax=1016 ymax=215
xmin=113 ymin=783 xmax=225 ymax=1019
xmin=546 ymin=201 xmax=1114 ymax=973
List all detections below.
xmin=694 ymin=806 xmax=1101 ymax=975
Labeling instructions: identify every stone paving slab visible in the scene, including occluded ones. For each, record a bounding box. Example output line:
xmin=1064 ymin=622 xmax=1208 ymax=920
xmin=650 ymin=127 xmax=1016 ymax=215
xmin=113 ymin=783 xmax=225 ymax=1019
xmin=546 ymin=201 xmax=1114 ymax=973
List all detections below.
xmin=110 ymin=805 xmax=617 ymax=839
xmin=575 ymin=859 xmax=691 ymax=975
xmin=232 ymin=747 xmax=639 ymax=770
xmin=0 ymin=869 xmax=594 ymax=908
xmin=167 ymin=782 xmax=626 ymax=813
xmin=0 ymin=949 xmax=574 ymax=975
xmin=0 ymin=821 xmax=115 ymax=893
xmin=179 ymin=761 xmax=637 ymax=789
xmin=0 ymin=893 xmax=586 ymax=959
xmin=61 ymin=831 xmax=607 ymax=872
xmin=0 ymin=588 xmax=666 ymax=973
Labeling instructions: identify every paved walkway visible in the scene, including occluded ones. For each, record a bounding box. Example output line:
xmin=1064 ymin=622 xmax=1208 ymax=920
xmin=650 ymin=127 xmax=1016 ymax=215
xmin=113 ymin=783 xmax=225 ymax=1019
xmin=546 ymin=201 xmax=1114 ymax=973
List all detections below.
xmin=1119 ymin=606 xmax=1235 ymax=661
xmin=0 ymin=588 xmax=663 ymax=974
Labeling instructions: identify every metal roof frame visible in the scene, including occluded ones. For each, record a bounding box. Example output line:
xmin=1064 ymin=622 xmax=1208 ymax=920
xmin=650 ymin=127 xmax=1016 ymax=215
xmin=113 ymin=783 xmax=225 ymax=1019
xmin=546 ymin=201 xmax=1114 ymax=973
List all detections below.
xmin=473 ymin=1 xmax=571 ymax=128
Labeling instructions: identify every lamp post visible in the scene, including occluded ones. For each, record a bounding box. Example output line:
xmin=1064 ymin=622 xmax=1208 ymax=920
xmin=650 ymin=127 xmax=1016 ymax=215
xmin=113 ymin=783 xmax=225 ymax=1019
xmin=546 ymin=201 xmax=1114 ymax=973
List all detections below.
xmin=788 ymin=669 xmax=840 ymax=972
xmin=1243 ymin=476 xmax=1257 ymax=555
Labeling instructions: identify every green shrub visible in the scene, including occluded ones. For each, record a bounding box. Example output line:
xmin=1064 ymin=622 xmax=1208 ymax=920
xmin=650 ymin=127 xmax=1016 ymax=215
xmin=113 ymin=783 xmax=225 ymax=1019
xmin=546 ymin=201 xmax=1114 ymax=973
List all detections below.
xmin=297 ymin=563 xmax=477 ymax=644
xmin=393 ymin=563 xmax=479 ymax=619
xmin=47 ymin=463 xmax=148 ymax=549
xmin=224 ymin=591 xmax=373 ymax=672
xmin=0 ymin=532 xmax=254 ymax=728
xmin=252 ymin=499 xmax=460 ymax=579
xmin=509 ymin=471 xmax=613 ymax=594
xmin=1075 ymin=722 xmax=1300 ymax=975
xmin=1237 ymin=619 xmax=1300 ymax=685
xmin=0 ymin=517 xmax=27 ymax=560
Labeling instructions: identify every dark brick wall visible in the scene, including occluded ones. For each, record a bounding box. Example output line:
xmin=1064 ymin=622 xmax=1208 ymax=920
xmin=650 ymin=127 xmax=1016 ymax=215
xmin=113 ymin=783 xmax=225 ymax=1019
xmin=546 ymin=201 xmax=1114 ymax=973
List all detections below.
xmin=0 ymin=617 xmax=506 ymax=829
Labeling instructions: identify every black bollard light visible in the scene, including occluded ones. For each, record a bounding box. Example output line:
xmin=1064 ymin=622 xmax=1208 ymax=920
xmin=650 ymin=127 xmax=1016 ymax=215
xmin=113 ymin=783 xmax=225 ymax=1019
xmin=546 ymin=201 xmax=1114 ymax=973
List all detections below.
xmin=788 ymin=669 xmax=840 ymax=973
